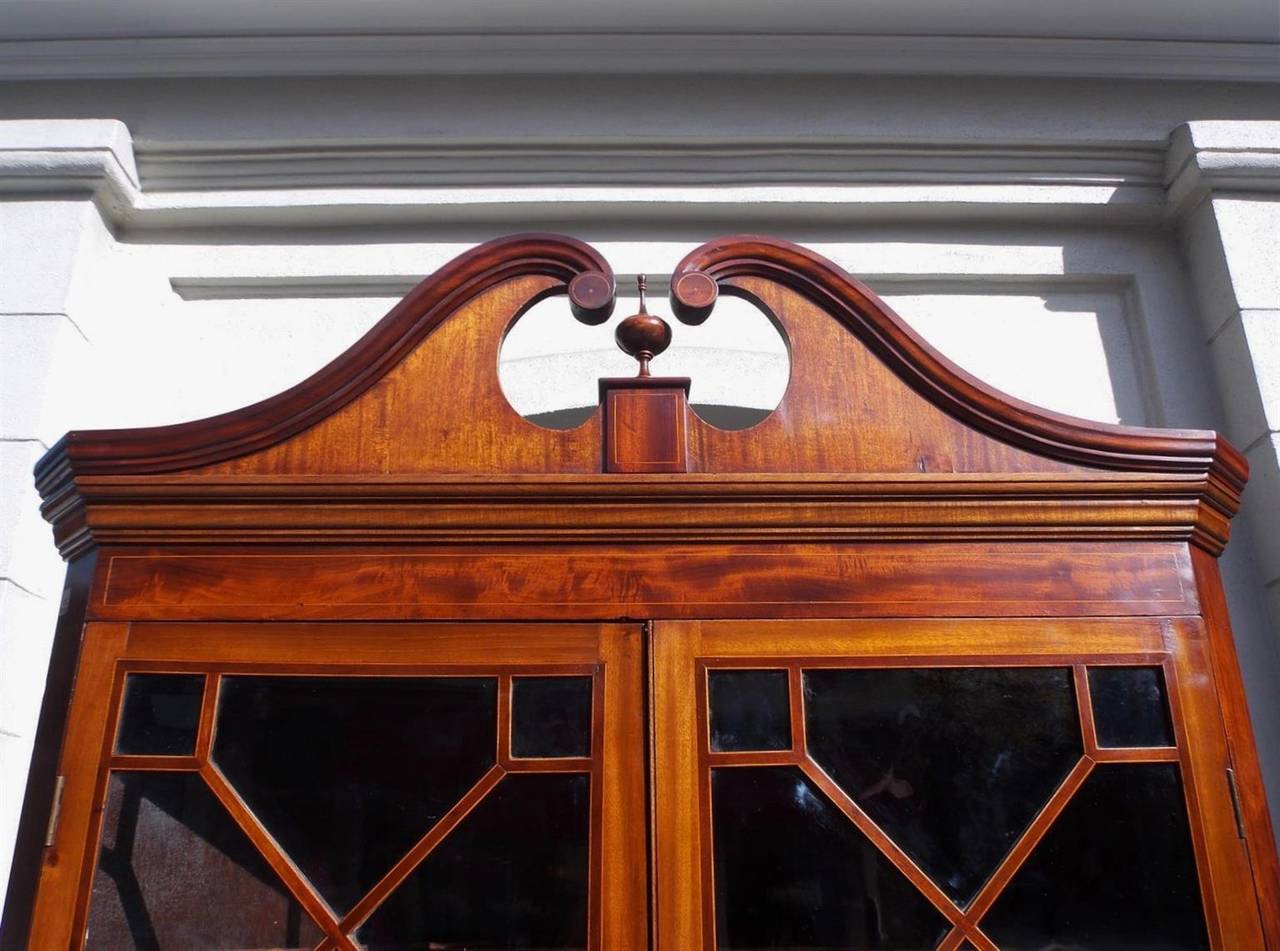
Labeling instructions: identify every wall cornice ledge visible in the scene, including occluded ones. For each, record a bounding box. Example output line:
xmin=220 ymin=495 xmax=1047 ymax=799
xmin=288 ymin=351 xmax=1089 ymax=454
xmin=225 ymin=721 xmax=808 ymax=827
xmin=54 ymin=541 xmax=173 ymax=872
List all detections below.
xmin=136 ymin=139 xmax=1165 ymax=193
xmin=12 ymin=118 xmax=1280 ymax=231
xmin=1166 ymin=122 xmax=1280 ymax=214
xmin=0 ymin=119 xmax=138 ymax=217
xmin=0 ymin=118 xmax=1172 ymax=230
xmin=0 ymin=33 xmax=1278 ymax=83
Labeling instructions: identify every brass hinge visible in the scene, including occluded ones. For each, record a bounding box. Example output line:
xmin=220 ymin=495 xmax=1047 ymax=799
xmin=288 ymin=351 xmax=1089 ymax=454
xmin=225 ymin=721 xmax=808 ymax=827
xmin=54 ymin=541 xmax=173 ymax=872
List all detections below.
xmin=44 ymin=775 xmax=66 ymax=847
xmin=1226 ymin=767 xmax=1247 ymax=839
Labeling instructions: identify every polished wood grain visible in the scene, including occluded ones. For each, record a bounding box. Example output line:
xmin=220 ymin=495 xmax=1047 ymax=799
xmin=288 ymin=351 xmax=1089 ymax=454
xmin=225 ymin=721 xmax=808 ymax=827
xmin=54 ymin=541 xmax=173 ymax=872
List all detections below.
xmin=613 ymin=277 xmax=673 ymax=378
xmin=203 ymin=275 xmax=605 ymax=477
xmin=15 ymin=235 xmax=1275 ymax=949
xmin=35 ymin=239 xmax=1242 ymax=544
xmin=26 ymin=623 xmax=128 ymax=951
xmin=686 ymin=277 xmax=1075 ymax=476
xmin=1191 ymin=549 xmax=1280 ymax=947
xmin=1164 ymin=618 xmax=1269 ymax=948
xmin=671 ymin=235 xmax=1248 ymax=487
xmin=87 ymin=541 xmax=1195 ymax=621
xmin=193 ymin=672 xmax=219 ymax=760
xmin=601 ymin=379 xmax=690 ymax=473
xmin=0 ymin=555 xmax=95 ymax=951
xmin=33 ymin=234 xmax=613 ymax=481
xmin=45 ymin=471 xmax=1236 ymax=561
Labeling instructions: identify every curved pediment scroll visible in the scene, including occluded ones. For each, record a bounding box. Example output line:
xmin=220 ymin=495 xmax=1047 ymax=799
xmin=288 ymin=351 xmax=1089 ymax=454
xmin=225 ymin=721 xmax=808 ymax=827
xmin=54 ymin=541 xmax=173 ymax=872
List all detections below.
xmin=670 ymin=236 xmax=1245 ymax=506
xmin=34 ymin=232 xmax=1247 ymax=558
xmin=36 ymin=233 xmax=615 ymax=486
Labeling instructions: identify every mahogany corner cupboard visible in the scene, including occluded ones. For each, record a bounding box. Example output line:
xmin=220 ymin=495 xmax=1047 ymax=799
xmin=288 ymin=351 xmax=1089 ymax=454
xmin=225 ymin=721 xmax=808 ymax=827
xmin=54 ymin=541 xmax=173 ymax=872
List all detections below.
xmin=4 ymin=234 xmax=1279 ymax=950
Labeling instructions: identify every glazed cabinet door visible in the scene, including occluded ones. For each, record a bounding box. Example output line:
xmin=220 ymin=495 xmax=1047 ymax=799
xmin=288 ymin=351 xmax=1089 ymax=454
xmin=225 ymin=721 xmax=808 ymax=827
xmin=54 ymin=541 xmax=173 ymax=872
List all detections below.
xmin=30 ymin=622 xmax=647 ymax=951
xmin=652 ymin=618 xmax=1267 ymax=950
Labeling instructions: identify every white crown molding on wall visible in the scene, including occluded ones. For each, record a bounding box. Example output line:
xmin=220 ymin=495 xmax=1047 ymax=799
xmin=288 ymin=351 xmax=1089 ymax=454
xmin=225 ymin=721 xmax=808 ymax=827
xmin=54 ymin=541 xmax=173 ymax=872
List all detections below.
xmin=0 ymin=120 xmax=1172 ymax=231
xmin=4 ymin=119 xmax=1280 ymax=233
xmin=1167 ymin=122 xmax=1280 ymax=212
xmin=0 ymin=120 xmax=138 ymax=188
xmin=135 ymin=140 xmax=1166 ymax=192
xmin=0 ymin=34 xmax=1279 ymax=83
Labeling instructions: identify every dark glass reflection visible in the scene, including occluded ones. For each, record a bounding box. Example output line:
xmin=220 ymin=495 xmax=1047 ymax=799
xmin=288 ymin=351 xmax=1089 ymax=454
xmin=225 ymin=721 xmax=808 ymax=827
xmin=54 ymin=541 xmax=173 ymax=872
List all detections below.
xmin=86 ymin=772 xmax=323 ymax=949
xmin=213 ymin=676 xmax=497 ymax=914
xmin=511 ymin=676 xmax=593 ymax=758
xmin=712 ymin=767 xmax=948 ymax=949
xmin=709 ymin=669 xmax=791 ymax=752
xmin=115 ymin=674 xmax=204 ymax=756
xmin=1089 ymin=666 xmax=1176 ymax=748
xmin=804 ymin=666 xmax=1080 ymax=904
xmin=982 ymin=763 xmax=1209 ymax=949
xmin=359 ymin=773 xmax=590 ymax=949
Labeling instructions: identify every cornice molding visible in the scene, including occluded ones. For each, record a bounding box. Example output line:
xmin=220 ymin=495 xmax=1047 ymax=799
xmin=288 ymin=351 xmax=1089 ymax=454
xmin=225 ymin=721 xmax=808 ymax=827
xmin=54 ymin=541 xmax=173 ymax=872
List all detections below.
xmin=26 ymin=120 xmax=1280 ymax=231
xmin=39 ymin=472 xmax=1237 ymax=560
xmin=0 ymin=119 xmax=138 ymax=217
xmin=1 ymin=33 xmax=1279 ymax=83
xmin=0 ymin=123 xmax=1172 ymax=229
xmin=3 ymin=113 xmax=1280 ymax=237
xmin=1166 ymin=121 xmax=1280 ymax=213
xmin=134 ymin=140 xmax=1165 ymax=192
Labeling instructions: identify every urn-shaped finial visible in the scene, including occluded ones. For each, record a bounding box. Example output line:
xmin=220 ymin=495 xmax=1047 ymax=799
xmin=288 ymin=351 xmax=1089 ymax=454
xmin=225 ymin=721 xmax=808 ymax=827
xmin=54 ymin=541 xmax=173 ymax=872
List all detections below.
xmin=614 ymin=275 xmax=673 ymax=378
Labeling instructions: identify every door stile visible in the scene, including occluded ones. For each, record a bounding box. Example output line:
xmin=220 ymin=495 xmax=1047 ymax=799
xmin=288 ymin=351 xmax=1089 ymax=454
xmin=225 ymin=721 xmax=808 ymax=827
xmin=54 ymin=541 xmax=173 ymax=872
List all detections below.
xmin=28 ymin=622 xmax=129 ymax=950
xmin=1166 ymin=617 xmax=1267 ymax=947
xmin=1191 ymin=547 xmax=1280 ymax=948
xmin=652 ymin=619 xmax=707 ymax=949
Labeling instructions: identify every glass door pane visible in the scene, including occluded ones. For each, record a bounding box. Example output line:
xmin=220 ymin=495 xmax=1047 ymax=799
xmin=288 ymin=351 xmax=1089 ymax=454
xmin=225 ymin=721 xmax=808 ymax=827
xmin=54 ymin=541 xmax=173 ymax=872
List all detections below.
xmin=653 ymin=618 xmax=1256 ymax=950
xmin=73 ymin=623 xmax=645 ymax=951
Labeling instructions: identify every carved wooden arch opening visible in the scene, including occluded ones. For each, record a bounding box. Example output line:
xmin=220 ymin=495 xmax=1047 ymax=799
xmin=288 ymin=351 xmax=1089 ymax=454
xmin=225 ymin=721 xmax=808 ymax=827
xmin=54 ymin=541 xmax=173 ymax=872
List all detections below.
xmin=8 ymin=234 xmax=1279 ymax=951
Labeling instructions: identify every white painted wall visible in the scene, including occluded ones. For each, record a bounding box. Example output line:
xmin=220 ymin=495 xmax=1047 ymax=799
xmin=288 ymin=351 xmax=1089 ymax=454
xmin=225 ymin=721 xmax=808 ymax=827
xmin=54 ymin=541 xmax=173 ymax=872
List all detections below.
xmin=3 ymin=78 xmax=1280 ymax=923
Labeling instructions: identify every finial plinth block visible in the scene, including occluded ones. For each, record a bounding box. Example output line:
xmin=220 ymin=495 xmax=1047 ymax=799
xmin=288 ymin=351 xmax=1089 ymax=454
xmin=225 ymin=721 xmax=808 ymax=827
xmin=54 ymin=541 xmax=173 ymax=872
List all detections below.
xmin=598 ymin=376 xmax=691 ymax=473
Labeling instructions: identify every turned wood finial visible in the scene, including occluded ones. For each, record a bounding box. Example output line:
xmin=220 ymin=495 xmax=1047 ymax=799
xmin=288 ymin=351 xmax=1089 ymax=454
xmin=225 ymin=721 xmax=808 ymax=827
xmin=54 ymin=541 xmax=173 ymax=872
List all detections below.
xmin=615 ymin=274 xmax=673 ymax=378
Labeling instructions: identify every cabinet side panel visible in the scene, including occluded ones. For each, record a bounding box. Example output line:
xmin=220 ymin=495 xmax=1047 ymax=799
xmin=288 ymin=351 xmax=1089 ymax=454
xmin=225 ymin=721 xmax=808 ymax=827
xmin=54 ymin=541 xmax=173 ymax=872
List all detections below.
xmin=1191 ymin=547 xmax=1280 ymax=947
xmin=0 ymin=554 xmax=96 ymax=951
